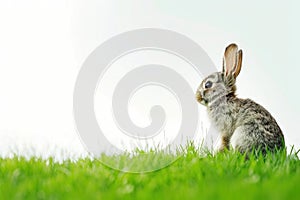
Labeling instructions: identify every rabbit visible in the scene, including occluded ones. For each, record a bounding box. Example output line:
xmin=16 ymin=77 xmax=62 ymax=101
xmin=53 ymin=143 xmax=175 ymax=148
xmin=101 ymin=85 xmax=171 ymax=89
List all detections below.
xmin=195 ymin=43 xmax=284 ymax=154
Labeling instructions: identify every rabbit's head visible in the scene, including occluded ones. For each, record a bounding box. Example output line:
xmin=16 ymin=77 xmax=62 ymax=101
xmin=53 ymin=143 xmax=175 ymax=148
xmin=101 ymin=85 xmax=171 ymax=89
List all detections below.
xmin=196 ymin=43 xmax=243 ymax=106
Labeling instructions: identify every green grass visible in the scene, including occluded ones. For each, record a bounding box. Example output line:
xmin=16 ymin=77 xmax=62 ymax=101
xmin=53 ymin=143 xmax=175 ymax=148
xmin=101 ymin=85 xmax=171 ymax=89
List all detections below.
xmin=0 ymin=146 xmax=299 ymax=200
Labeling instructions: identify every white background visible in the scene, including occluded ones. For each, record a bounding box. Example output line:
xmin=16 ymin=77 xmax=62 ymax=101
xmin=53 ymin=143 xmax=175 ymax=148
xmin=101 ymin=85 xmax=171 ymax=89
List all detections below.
xmin=0 ymin=0 xmax=298 ymax=159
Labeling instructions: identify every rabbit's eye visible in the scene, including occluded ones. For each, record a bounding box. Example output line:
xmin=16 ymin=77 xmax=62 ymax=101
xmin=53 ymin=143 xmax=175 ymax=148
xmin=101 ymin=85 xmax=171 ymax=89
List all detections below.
xmin=205 ymin=81 xmax=213 ymax=89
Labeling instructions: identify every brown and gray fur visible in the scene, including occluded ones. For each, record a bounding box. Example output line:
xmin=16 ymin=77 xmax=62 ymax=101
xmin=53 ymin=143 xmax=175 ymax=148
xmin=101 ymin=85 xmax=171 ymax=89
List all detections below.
xmin=195 ymin=43 xmax=284 ymax=154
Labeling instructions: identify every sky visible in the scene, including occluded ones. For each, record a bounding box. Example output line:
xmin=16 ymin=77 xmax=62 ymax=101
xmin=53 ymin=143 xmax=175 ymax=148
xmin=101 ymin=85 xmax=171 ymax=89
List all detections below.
xmin=0 ymin=0 xmax=298 ymax=159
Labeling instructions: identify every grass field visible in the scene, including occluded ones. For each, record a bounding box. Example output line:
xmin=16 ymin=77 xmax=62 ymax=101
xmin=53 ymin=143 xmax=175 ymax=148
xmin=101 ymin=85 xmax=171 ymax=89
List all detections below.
xmin=0 ymin=145 xmax=299 ymax=200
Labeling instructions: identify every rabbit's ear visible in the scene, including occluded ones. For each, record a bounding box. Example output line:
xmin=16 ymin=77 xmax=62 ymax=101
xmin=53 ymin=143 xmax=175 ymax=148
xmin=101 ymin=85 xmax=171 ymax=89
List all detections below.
xmin=233 ymin=49 xmax=243 ymax=78
xmin=223 ymin=43 xmax=238 ymax=76
xmin=222 ymin=43 xmax=242 ymax=78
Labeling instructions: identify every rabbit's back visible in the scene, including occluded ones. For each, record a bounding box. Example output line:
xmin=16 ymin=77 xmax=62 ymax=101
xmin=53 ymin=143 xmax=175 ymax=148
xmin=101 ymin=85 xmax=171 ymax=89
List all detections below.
xmin=231 ymin=98 xmax=284 ymax=153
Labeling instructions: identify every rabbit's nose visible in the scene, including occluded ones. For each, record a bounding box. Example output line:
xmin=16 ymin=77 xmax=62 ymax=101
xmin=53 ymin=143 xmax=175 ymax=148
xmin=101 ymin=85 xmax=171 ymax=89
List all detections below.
xmin=195 ymin=91 xmax=202 ymax=103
